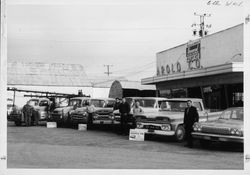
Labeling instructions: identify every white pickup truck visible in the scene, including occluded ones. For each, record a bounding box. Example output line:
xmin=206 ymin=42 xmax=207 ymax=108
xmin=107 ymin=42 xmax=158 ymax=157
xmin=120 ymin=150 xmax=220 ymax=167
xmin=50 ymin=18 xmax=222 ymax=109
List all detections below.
xmin=134 ymin=98 xmax=221 ymax=142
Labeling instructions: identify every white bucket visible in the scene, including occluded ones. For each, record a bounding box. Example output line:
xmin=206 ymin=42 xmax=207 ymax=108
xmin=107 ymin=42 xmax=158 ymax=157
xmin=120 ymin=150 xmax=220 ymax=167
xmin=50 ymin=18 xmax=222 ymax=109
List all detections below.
xmin=46 ymin=122 xmax=57 ymax=128
xmin=129 ymin=129 xmax=145 ymax=141
xmin=78 ymin=124 xmax=87 ymax=131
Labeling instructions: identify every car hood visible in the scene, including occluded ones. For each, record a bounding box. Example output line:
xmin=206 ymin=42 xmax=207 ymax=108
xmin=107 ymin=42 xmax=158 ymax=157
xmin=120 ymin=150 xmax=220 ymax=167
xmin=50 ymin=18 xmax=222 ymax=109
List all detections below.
xmin=95 ymin=107 xmax=113 ymax=113
xmin=199 ymin=119 xmax=243 ymax=129
xmin=72 ymin=107 xmax=88 ymax=113
xmin=138 ymin=111 xmax=184 ymax=119
xmin=54 ymin=106 xmax=73 ymax=113
xmin=113 ymin=107 xmax=158 ymax=114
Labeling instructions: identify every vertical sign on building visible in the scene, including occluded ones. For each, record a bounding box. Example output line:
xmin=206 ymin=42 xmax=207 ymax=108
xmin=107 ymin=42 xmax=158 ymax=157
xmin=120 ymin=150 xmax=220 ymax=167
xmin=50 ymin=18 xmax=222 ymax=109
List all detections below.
xmin=186 ymin=40 xmax=201 ymax=70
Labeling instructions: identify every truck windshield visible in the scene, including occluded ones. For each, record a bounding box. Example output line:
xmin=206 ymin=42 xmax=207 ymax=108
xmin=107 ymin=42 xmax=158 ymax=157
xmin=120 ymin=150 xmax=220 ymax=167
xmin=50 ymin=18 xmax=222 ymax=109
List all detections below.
xmin=69 ymin=99 xmax=82 ymax=107
xmin=91 ymin=100 xmax=105 ymax=108
xmin=105 ymin=100 xmax=115 ymax=108
xmin=160 ymin=101 xmax=187 ymax=112
xmin=137 ymin=99 xmax=156 ymax=108
xmin=29 ymin=99 xmax=39 ymax=106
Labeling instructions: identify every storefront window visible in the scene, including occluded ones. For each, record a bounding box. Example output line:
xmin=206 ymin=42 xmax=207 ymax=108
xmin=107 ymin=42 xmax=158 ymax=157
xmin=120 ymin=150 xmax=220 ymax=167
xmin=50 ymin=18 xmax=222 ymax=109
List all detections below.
xmin=232 ymin=92 xmax=243 ymax=107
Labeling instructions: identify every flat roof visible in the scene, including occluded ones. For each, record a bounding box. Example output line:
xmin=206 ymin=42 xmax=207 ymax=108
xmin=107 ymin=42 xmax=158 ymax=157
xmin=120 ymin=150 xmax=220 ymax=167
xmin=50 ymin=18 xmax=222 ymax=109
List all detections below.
xmin=157 ymin=23 xmax=243 ymax=55
xmin=142 ymin=62 xmax=243 ymax=85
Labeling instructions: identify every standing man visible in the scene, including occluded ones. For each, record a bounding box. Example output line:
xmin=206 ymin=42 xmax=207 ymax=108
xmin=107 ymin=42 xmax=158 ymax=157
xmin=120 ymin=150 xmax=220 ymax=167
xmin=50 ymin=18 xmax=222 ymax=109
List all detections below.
xmin=118 ymin=97 xmax=130 ymax=135
xmin=23 ymin=101 xmax=33 ymax=127
xmin=183 ymin=100 xmax=199 ymax=148
xmin=113 ymin=98 xmax=121 ymax=111
xmin=86 ymin=100 xmax=95 ymax=129
xmin=132 ymin=101 xmax=143 ymax=129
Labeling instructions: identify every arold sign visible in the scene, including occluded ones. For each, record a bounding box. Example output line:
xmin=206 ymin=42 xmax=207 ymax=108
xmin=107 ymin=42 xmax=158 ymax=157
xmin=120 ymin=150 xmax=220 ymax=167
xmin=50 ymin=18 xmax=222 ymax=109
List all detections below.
xmin=157 ymin=40 xmax=202 ymax=76
xmin=157 ymin=61 xmax=181 ymax=76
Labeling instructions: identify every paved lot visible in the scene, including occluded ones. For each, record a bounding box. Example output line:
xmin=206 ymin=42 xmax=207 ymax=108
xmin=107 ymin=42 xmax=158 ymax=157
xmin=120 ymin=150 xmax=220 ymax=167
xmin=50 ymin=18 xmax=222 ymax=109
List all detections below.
xmin=7 ymin=121 xmax=243 ymax=169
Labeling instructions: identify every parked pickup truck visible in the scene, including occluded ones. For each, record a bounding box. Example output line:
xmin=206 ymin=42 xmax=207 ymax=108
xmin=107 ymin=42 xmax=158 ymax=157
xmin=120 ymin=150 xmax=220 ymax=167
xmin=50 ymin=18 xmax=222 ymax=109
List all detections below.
xmin=8 ymin=98 xmax=51 ymax=126
xmin=113 ymin=97 xmax=167 ymax=126
xmin=70 ymin=98 xmax=115 ymax=128
xmin=49 ymin=97 xmax=90 ymax=127
xmin=134 ymin=98 xmax=221 ymax=142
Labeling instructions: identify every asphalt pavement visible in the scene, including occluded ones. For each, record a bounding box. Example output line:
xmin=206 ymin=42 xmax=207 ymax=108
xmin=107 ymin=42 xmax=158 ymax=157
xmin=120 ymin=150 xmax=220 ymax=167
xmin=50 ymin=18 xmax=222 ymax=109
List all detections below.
xmin=7 ymin=121 xmax=243 ymax=169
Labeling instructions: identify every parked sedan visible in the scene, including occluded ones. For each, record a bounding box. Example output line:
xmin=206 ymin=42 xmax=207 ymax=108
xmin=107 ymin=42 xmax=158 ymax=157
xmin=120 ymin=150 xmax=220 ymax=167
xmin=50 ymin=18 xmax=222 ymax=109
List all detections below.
xmin=192 ymin=107 xmax=243 ymax=147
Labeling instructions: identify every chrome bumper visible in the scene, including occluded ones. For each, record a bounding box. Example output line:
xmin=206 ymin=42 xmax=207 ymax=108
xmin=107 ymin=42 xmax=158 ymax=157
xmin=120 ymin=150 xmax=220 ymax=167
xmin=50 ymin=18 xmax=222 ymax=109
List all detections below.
xmin=192 ymin=132 xmax=243 ymax=143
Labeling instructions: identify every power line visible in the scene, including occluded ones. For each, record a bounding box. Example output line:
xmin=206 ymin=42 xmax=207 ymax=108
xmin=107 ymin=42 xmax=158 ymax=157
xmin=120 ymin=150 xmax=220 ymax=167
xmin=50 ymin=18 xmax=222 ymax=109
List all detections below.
xmin=104 ymin=64 xmax=113 ymax=76
xmin=192 ymin=13 xmax=211 ymax=37
xmin=112 ymin=61 xmax=155 ymax=73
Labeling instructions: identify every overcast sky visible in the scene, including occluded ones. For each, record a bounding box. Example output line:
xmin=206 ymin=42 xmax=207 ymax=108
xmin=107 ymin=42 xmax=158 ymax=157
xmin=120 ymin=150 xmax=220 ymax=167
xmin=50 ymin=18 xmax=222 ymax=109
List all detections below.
xmin=7 ymin=0 xmax=244 ymax=81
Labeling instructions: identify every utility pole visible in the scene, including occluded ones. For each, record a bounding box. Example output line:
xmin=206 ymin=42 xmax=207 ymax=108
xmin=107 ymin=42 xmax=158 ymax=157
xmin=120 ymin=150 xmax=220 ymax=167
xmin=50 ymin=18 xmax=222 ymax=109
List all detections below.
xmin=104 ymin=64 xmax=113 ymax=76
xmin=192 ymin=13 xmax=211 ymax=37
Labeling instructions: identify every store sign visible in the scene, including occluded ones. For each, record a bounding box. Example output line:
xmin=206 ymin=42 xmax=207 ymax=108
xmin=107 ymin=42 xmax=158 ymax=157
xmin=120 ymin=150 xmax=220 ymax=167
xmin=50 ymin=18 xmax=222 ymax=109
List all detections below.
xmin=186 ymin=41 xmax=201 ymax=70
xmin=157 ymin=61 xmax=181 ymax=76
xmin=129 ymin=129 xmax=145 ymax=141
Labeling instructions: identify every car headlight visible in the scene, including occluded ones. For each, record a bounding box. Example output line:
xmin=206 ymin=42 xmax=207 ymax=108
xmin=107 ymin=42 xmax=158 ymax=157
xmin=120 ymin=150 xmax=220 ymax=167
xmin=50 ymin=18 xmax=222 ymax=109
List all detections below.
xmin=161 ymin=124 xmax=171 ymax=131
xmin=230 ymin=128 xmax=243 ymax=136
xmin=109 ymin=113 xmax=115 ymax=120
xmin=136 ymin=123 xmax=143 ymax=129
xmin=193 ymin=122 xmax=201 ymax=132
xmin=230 ymin=128 xmax=236 ymax=135
xmin=93 ymin=114 xmax=98 ymax=119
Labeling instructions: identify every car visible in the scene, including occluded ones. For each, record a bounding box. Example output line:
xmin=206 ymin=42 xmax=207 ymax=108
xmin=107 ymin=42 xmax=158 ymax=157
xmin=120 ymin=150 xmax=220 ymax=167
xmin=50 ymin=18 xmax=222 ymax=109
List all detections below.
xmin=113 ymin=97 xmax=167 ymax=126
xmin=70 ymin=98 xmax=115 ymax=128
xmin=135 ymin=98 xmax=220 ymax=142
xmin=192 ymin=107 xmax=243 ymax=147
xmin=8 ymin=98 xmax=51 ymax=126
xmin=49 ymin=97 xmax=90 ymax=127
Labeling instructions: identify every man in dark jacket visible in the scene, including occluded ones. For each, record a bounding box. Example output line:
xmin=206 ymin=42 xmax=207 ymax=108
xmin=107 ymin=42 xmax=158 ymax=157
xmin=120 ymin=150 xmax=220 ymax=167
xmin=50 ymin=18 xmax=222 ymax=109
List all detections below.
xmin=183 ymin=100 xmax=199 ymax=148
xmin=118 ymin=97 xmax=130 ymax=135
xmin=113 ymin=98 xmax=121 ymax=111
xmin=23 ymin=101 xmax=33 ymax=127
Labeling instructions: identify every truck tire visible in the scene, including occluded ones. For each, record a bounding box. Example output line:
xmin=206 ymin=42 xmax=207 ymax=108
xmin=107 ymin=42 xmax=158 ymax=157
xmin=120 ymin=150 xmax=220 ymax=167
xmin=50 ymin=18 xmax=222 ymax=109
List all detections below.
xmin=199 ymin=139 xmax=211 ymax=148
xmin=175 ymin=125 xmax=185 ymax=142
xmin=15 ymin=121 xmax=21 ymax=126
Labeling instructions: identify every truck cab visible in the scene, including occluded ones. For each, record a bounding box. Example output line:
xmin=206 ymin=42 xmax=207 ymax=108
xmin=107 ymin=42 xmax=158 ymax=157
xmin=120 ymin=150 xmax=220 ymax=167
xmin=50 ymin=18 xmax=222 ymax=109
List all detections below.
xmin=113 ymin=97 xmax=167 ymax=125
xmin=70 ymin=98 xmax=115 ymax=128
xmin=9 ymin=98 xmax=51 ymax=126
xmin=135 ymin=98 xmax=210 ymax=142
xmin=50 ymin=97 xmax=90 ymax=127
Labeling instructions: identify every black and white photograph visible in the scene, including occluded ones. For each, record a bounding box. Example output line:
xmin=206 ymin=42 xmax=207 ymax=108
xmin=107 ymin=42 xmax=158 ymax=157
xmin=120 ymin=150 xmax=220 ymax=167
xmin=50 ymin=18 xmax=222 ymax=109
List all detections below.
xmin=0 ymin=0 xmax=250 ymax=174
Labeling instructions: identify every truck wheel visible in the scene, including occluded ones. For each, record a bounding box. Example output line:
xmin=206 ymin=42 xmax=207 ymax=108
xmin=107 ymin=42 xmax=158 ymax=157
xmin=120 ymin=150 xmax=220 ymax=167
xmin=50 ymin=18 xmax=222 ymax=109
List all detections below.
xmin=200 ymin=139 xmax=211 ymax=148
xmin=175 ymin=125 xmax=185 ymax=142
xmin=15 ymin=121 xmax=21 ymax=126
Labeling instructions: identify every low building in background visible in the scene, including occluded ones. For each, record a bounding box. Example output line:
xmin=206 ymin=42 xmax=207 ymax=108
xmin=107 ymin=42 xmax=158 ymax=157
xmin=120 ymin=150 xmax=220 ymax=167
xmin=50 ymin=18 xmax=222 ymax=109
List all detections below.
xmin=109 ymin=80 xmax=157 ymax=99
xmin=7 ymin=62 xmax=92 ymax=106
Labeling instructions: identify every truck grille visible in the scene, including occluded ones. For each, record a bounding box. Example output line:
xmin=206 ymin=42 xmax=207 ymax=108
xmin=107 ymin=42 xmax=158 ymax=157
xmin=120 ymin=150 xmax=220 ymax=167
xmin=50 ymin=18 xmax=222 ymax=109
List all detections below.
xmin=201 ymin=126 xmax=230 ymax=135
xmin=96 ymin=111 xmax=111 ymax=115
xmin=71 ymin=114 xmax=84 ymax=120
xmin=96 ymin=115 xmax=110 ymax=120
xmin=143 ymin=125 xmax=161 ymax=130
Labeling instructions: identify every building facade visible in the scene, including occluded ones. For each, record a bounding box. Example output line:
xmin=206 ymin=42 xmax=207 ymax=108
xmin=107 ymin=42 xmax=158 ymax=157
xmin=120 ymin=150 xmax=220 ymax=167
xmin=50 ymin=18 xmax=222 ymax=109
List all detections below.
xmin=142 ymin=24 xmax=243 ymax=111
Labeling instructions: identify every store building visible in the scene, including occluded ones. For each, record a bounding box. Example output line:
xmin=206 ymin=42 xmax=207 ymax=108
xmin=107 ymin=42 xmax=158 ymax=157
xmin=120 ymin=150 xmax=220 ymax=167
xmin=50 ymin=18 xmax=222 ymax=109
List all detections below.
xmin=142 ymin=24 xmax=243 ymax=111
